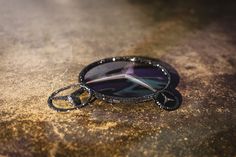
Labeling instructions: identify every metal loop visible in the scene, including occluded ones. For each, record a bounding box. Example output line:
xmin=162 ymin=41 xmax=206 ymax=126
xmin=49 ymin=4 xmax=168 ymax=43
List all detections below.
xmin=48 ymin=83 xmax=93 ymax=112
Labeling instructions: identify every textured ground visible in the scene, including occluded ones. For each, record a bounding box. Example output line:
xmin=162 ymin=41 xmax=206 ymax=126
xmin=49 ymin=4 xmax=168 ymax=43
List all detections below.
xmin=0 ymin=0 xmax=236 ymax=157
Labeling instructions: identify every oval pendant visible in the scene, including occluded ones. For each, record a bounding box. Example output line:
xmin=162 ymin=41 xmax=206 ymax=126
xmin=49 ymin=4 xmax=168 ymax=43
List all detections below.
xmin=79 ymin=57 xmax=171 ymax=103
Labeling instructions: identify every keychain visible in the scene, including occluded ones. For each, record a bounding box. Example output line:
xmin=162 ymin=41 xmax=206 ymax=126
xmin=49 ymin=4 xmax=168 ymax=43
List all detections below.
xmin=48 ymin=56 xmax=181 ymax=112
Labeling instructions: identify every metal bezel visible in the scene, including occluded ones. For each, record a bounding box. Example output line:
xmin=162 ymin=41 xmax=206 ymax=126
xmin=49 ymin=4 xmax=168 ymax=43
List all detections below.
xmin=79 ymin=56 xmax=171 ymax=104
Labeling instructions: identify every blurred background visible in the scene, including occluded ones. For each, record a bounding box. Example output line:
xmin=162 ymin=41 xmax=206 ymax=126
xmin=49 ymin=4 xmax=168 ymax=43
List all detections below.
xmin=0 ymin=0 xmax=235 ymax=156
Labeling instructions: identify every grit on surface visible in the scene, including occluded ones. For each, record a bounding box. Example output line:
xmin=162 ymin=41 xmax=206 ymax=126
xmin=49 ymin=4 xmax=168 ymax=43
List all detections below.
xmin=0 ymin=0 xmax=236 ymax=157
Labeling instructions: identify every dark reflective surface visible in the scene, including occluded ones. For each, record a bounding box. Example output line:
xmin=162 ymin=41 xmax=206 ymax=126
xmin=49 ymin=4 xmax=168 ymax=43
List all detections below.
xmin=84 ymin=61 xmax=169 ymax=98
xmin=154 ymin=90 xmax=182 ymax=110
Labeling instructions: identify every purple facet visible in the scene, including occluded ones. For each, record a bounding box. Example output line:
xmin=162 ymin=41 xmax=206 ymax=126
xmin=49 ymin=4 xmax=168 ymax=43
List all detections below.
xmin=84 ymin=61 xmax=169 ymax=98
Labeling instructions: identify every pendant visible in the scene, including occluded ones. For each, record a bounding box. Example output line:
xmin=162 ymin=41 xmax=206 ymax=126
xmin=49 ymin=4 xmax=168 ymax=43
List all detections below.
xmin=48 ymin=56 xmax=181 ymax=112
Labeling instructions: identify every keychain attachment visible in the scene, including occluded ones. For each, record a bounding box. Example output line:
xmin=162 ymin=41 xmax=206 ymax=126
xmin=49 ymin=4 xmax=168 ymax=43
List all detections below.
xmin=48 ymin=83 xmax=93 ymax=112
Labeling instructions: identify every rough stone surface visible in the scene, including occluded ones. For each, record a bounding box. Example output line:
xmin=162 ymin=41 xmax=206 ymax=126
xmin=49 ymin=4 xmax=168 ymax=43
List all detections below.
xmin=0 ymin=0 xmax=236 ymax=157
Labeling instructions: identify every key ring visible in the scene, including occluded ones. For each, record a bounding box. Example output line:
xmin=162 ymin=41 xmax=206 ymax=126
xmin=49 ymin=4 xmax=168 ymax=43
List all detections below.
xmin=48 ymin=56 xmax=181 ymax=112
xmin=48 ymin=83 xmax=93 ymax=112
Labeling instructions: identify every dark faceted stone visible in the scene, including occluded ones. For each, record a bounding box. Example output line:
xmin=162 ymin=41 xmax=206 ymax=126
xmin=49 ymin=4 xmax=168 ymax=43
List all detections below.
xmin=84 ymin=60 xmax=169 ymax=98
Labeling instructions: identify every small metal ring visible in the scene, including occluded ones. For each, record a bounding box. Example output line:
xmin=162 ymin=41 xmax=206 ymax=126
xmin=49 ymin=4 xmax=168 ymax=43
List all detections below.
xmin=48 ymin=83 xmax=93 ymax=112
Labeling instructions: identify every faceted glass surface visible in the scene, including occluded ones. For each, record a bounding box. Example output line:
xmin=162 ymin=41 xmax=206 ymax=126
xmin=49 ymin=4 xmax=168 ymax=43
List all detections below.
xmin=84 ymin=61 xmax=169 ymax=98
